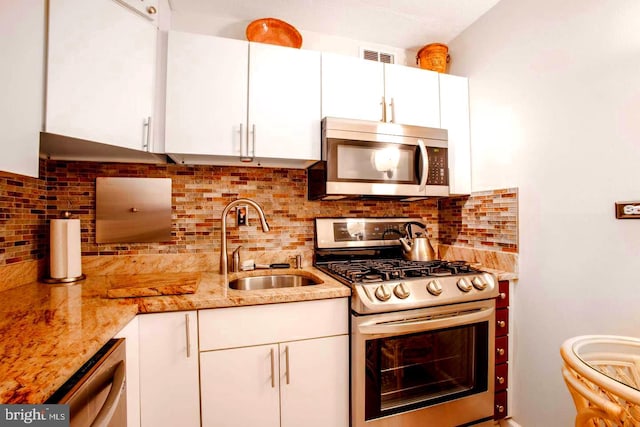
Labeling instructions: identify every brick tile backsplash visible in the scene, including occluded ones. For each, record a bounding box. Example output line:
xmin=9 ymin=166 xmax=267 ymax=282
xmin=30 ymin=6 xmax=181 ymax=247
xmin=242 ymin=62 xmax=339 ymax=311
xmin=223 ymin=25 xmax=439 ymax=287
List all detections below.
xmin=0 ymin=160 xmax=518 ymax=267
xmin=438 ymin=188 xmax=519 ymax=252
xmin=0 ymin=170 xmax=47 ymax=265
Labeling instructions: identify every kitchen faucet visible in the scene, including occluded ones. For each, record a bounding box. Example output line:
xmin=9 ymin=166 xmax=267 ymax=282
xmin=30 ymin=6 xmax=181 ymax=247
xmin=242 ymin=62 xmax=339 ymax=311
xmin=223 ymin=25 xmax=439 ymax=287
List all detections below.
xmin=219 ymin=199 xmax=270 ymax=275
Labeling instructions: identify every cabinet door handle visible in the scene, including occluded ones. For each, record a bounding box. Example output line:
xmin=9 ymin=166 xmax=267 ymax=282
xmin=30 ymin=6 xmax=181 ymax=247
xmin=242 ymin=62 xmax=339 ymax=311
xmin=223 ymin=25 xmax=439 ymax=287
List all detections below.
xmin=497 ymin=320 xmax=506 ymax=328
xmin=285 ymin=345 xmax=291 ymax=385
xmin=389 ymin=97 xmax=396 ymax=123
xmin=496 ymin=404 xmax=505 ymax=414
xmin=239 ymin=123 xmax=251 ymax=162
xmin=143 ymin=116 xmax=152 ymax=152
xmin=185 ymin=313 xmax=191 ymax=358
xmin=500 ymin=292 xmax=507 ymax=300
xmin=380 ymin=96 xmax=386 ymax=122
xmin=239 ymin=123 xmax=244 ymax=158
xmin=497 ymin=376 xmax=505 ymax=385
xmin=270 ymin=348 xmax=276 ymax=388
xmin=251 ymin=124 xmax=256 ymax=158
xmin=497 ymin=347 xmax=505 ymax=356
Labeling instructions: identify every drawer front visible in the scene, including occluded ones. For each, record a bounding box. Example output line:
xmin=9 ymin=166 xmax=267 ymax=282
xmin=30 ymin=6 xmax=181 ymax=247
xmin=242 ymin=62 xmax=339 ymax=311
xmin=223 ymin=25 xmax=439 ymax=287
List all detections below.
xmin=495 ymin=362 xmax=508 ymax=391
xmin=495 ymin=335 xmax=509 ymax=364
xmin=496 ymin=308 xmax=509 ymax=337
xmin=496 ymin=280 xmax=509 ymax=308
xmin=494 ymin=390 xmax=508 ymax=419
xmin=199 ymin=298 xmax=349 ymax=351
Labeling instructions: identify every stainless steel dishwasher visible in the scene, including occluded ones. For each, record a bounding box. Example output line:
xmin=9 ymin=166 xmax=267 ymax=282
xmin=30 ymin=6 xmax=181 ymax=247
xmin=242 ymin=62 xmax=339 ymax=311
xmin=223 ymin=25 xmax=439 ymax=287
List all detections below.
xmin=47 ymin=338 xmax=127 ymax=427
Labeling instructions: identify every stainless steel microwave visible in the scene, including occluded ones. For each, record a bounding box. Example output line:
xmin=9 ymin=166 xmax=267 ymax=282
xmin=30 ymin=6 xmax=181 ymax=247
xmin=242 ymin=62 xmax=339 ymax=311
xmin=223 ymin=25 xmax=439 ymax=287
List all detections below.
xmin=307 ymin=117 xmax=449 ymax=200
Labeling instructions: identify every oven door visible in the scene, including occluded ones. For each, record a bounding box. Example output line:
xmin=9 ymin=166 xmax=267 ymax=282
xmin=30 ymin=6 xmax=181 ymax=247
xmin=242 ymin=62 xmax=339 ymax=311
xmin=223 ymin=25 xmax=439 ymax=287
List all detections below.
xmin=351 ymin=299 xmax=495 ymax=427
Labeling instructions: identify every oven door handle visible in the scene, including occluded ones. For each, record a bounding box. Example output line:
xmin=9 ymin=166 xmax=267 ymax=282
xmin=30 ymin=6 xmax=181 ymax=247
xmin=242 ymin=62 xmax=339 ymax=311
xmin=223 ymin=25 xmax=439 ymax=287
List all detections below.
xmin=358 ymin=306 xmax=494 ymax=336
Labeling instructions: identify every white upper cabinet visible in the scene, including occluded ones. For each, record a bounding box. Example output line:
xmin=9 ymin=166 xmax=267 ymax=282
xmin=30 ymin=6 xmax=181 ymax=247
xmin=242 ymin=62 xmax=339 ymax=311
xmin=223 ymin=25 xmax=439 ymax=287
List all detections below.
xmin=385 ymin=63 xmax=440 ymax=128
xmin=165 ymin=31 xmax=248 ymax=157
xmin=248 ymin=42 xmax=321 ymax=161
xmin=321 ymin=53 xmax=440 ymax=128
xmin=321 ymin=53 xmax=385 ymax=122
xmin=439 ymin=73 xmax=471 ymax=195
xmin=0 ymin=0 xmax=44 ymax=177
xmin=46 ymin=0 xmax=157 ymax=152
xmin=116 ymin=0 xmax=159 ymax=23
xmin=165 ymin=32 xmax=321 ymax=167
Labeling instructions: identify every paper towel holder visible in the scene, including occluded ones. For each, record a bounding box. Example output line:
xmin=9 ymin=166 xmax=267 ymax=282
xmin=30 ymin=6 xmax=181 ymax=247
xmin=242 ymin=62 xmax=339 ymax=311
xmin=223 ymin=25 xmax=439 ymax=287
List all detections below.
xmin=42 ymin=211 xmax=86 ymax=285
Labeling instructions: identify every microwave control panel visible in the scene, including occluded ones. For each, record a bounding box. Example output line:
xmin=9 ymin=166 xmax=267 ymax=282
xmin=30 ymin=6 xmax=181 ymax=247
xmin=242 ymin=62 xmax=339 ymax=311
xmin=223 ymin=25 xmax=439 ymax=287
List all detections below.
xmin=426 ymin=147 xmax=448 ymax=185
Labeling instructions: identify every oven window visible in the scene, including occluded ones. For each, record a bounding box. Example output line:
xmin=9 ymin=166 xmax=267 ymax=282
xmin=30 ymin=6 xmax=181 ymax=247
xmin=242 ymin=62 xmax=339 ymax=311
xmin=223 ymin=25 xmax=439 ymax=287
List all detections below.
xmin=364 ymin=322 xmax=489 ymax=420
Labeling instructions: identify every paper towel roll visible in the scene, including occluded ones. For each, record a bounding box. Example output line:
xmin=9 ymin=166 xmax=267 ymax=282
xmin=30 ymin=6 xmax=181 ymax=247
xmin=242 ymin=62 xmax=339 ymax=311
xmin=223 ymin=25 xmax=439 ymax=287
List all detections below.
xmin=50 ymin=218 xmax=82 ymax=279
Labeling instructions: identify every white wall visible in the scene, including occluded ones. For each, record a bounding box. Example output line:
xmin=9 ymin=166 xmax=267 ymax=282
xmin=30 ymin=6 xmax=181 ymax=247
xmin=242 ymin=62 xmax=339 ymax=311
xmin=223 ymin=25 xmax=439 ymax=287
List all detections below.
xmin=449 ymin=0 xmax=640 ymax=425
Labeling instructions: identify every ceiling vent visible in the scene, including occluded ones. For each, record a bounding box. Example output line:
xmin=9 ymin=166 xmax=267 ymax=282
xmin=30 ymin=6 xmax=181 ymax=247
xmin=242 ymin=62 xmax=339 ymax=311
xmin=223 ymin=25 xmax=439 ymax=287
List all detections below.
xmin=361 ymin=48 xmax=395 ymax=64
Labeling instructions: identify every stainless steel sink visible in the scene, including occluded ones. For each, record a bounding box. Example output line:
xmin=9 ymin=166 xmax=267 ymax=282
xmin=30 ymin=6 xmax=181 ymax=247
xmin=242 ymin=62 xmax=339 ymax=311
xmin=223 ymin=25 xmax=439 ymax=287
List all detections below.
xmin=229 ymin=274 xmax=321 ymax=290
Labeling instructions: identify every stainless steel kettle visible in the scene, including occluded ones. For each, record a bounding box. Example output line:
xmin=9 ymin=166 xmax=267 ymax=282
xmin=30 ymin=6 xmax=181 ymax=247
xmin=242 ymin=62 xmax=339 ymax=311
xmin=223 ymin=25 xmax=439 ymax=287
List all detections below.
xmin=399 ymin=221 xmax=436 ymax=262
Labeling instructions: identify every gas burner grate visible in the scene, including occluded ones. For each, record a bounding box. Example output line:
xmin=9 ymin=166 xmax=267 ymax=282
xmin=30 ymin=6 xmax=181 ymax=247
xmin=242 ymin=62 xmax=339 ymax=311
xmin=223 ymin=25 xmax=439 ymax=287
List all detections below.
xmin=320 ymin=259 xmax=481 ymax=284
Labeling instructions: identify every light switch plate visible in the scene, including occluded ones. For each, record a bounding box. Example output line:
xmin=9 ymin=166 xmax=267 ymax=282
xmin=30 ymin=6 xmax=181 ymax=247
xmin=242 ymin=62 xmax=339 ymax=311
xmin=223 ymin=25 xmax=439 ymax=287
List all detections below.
xmin=615 ymin=201 xmax=640 ymax=219
xmin=96 ymin=177 xmax=172 ymax=243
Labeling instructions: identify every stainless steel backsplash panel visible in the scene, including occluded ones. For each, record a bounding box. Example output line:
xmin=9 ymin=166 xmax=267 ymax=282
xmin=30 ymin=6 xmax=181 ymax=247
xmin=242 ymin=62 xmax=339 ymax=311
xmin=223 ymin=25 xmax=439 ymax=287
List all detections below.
xmin=96 ymin=177 xmax=172 ymax=243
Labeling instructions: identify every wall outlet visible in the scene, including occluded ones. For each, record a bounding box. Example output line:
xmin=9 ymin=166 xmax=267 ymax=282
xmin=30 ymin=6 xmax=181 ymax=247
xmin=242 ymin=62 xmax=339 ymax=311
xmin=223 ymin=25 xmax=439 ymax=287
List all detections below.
xmin=615 ymin=201 xmax=640 ymax=219
xmin=236 ymin=205 xmax=248 ymax=226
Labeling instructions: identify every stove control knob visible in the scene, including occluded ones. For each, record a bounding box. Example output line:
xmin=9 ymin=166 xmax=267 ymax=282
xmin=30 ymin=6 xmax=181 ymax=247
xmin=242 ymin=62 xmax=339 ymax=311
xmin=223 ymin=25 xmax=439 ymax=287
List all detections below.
xmin=374 ymin=285 xmax=392 ymax=302
xmin=426 ymin=280 xmax=443 ymax=296
xmin=393 ymin=283 xmax=410 ymax=299
xmin=457 ymin=278 xmax=473 ymax=293
xmin=472 ymin=276 xmax=487 ymax=290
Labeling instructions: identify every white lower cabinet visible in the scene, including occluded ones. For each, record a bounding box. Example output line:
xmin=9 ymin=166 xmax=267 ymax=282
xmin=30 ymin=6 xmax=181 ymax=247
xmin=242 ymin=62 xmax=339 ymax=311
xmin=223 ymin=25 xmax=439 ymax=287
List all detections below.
xmin=114 ymin=316 xmax=140 ymax=427
xmin=200 ymin=344 xmax=280 ymax=427
xmin=279 ymin=335 xmax=349 ymax=427
xmin=138 ymin=311 xmax=200 ymax=427
xmin=199 ymin=298 xmax=349 ymax=427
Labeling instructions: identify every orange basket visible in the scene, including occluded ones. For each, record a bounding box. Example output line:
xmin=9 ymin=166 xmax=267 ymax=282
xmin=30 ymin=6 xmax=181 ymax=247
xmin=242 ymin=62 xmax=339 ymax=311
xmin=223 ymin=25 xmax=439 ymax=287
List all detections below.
xmin=416 ymin=43 xmax=450 ymax=73
xmin=246 ymin=18 xmax=302 ymax=49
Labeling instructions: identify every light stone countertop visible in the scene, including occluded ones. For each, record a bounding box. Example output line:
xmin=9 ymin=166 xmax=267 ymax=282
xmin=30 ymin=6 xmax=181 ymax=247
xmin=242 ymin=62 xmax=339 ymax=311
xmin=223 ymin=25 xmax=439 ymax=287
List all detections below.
xmin=0 ymin=263 xmax=515 ymax=404
xmin=0 ymin=267 xmax=350 ymax=404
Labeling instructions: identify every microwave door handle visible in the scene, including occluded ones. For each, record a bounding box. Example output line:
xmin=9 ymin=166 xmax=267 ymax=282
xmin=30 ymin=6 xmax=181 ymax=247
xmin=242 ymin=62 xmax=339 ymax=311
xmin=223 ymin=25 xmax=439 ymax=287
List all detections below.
xmin=358 ymin=306 xmax=494 ymax=336
xmin=418 ymin=139 xmax=428 ymax=192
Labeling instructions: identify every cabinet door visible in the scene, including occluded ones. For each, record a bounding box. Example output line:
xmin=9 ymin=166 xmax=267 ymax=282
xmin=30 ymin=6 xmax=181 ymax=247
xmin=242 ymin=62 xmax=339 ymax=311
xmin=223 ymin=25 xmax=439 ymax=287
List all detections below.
xmin=165 ymin=32 xmax=248 ymax=157
xmin=248 ymin=42 xmax=321 ymax=161
xmin=321 ymin=52 xmax=385 ymax=122
xmin=439 ymin=74 xmax=471 ymax=195
xmin=114 ymin=316 xmax=140 ymax=427
xmin=280 ymin=335 xmax=349 ymax=427
xmin=384 ymin=64 xmax=440 ymax=128
xmin=139 ymin=311 xmax=200 ymax=427
xmin=200 ymin=344 xmax=280 ymax=427
xmin=0 ymin=0 xmax=43 ymax=177
xmin=46 ymin=0 xmax=156 ymax=151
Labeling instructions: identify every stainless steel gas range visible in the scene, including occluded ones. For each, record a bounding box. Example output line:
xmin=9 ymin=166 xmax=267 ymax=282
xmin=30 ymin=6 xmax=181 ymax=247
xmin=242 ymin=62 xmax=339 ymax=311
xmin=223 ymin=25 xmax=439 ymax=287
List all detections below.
xmin=314 ymin=217 xmax=499 ymax=427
